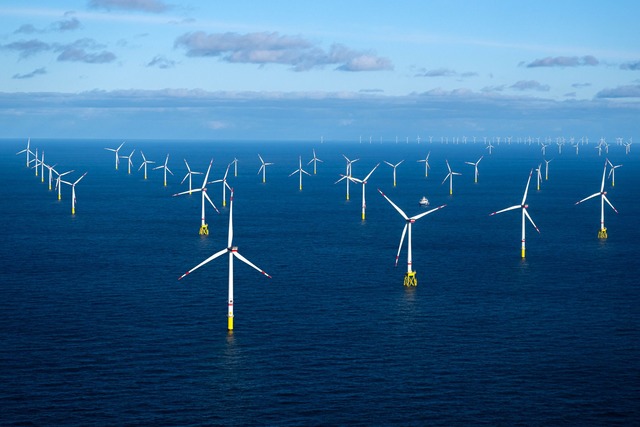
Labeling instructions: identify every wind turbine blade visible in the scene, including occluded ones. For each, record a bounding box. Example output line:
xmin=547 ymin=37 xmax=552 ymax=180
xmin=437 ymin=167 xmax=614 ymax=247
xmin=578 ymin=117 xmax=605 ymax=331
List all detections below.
xmin=302 ymin=169 xmax=311 ymax=176
xmin=288 ymin=169 xmax=299 ymax=177
xmin=173 ymin=188 xmax=202 ymax=197
xmin=378 ymin=188 xmax=409 ymax=220
xmin=334 ymin=175 xmax=348 ymax=184
xmin=233 ymin=252 xmax=272 ymax=278
xmin=257 ymin=164 xmax=264 ymax=175
xmin=204 ymin=191 xmax=220 ymax=213
xmin=600 ymin=162 xmax=607 ymax=192
xmin=74 ymin=172 xmax=87 ymax=185
xmin=522 ymin=169 xmax=533 ymax=204
xmin=490 ymin=205 xmax=520 ymax=216
xmin=180 ymin=173 xmax=189 ymax=184
xmin=167 ymin=167 xmax=173 ymax=176
xmin=523 ymin=208 xmax=540 ymax=233
xmin=395 ymin=224 xmax=408 ymax=267
xmin=575 ymin=192 xmax=599 ymax=205
xmin=202 ymin=159 xmax=213 ymax=186
xmin=383 ymin=161 xmax=394 ymax=167
xmin=363 ymin=163 xmax=380 ymax=181
xmin=441 ymin=173 xmax=451 ymax=185
xmin=602 ymin=195 xmax=618 ymax=213
xmin=178 ymin=248 xmax=228 ymax=280
xmin=411 ymin=204 xmax=446 ymax=220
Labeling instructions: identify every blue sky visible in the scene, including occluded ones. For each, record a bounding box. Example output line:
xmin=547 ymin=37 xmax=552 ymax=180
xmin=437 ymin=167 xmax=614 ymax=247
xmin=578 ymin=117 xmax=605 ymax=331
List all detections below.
xmin=1 ymin=0 xmax=639 ymax=140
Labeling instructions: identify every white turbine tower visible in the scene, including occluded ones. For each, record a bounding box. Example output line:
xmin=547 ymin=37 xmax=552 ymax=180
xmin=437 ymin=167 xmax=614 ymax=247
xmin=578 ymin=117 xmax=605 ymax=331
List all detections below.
xmin=464 ymin=155 xmax=483 ymax=183
xmin=289 ymin=156 xmax=311 ymax=190
xmin=60 ymin=172 xmax=87 ymax=215
xmin=417 ymin=152 xmax=431 ymax=177
xmin=257 ymin=154 xmax=273 ymax=183
xmin=180 ymin=159 xmax=203 ymax=194
xmin=383 ymin=160 xmax=404 ymax=187
xmin=173 ymin=159 xmax=219 ymax=235
xmin=105 ymin=141 xmax=125 ymax=170
xmin=307 ymin=149 xmax=323 ymax=174
xmin=178 ymin=188 xmax=271 ymax=331
xmin=153 ymin=153 xmax=173 ymax=187
xmin=490 ymin=169 xmax=540 ymax=258
xmin=535 ymin=163 xmax=542 ymax=191
xmin=138 ymin=151 xmax=155 ymax=180
xmin=442 ymin=160 xmax=461 ymax=195
xmin=378 ymin=188 xmax=446 ymax=286
xmin=576 ymin=161 xmax=618 ymax=239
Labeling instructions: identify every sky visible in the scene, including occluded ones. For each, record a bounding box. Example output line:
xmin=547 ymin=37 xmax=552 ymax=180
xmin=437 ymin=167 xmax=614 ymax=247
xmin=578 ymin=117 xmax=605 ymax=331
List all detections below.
xmin=1 ymin=0 xmax=639 ymax=141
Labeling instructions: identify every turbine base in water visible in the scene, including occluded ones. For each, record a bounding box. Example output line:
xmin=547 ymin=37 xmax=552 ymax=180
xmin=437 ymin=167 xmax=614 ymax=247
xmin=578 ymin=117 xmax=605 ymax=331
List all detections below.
xmin=404 ymin=271 xmax=417 ymax=287
xmin=199 ymin=224 xmax=209 ymax=235
xmin=228 ymin=315 xmax=234 ymax=331
xmin=598 ymin=227 xmax=608 ymax=239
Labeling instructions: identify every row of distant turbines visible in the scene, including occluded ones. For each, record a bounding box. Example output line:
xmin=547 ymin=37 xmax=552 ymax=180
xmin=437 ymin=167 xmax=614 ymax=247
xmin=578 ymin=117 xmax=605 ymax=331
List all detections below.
xmin=17 ymin=139 xmax=625 ymax=331
xmin=16 ymin=138 xmax=87 ymax=214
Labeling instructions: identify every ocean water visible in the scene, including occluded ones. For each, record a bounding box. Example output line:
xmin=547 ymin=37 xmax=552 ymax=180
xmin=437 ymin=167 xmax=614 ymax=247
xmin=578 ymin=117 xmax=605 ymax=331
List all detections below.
xmin=1 ymin=138 xmax=639 ymax=426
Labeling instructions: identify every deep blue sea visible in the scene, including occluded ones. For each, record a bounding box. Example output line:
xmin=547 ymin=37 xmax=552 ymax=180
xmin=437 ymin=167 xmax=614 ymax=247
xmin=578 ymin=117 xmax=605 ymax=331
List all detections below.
xmin=1 ymin=138 xmax=639 ymax=426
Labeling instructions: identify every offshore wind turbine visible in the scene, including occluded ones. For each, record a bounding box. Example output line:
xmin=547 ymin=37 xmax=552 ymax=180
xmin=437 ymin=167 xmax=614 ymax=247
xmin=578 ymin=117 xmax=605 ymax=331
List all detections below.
xmin=153 ymin=153 xmax=173 ymax=186
xmin=341 ymin=154 xmax=359 ymax=200
xmin=120 ymin=149 xmax=135 ymax=174
xmin=490 ymin=169 xmax=540 ymax=258
xmin=180 ymin=159 xmax=203 ymax=194
xmin=45 ymin=163 xmax=58 ymax=190
xmin=606 ymin=159 xmax=622 ymax=187
xmin=257 ymin=154 xmax=273 ymax=183
xmin=343 ymin=163 xmax=379 ymax=220
xmin=211 ymin=163 xmax=232 ymax=206
xmin=417 ymin=151 xmax=431 ymax=177
xmin=535 ymin=163 xmax=542 ymax=190
xmin=575 ymin=161 xmax=617 ymax=239
xmin=486 ymin=141 xmax=494 ymax=155
xmin=173 ymin=159 xmax=219 ymax=235
xmin=289 ymin=156 xmax=311 ymax=190
xmin=178 ymin=188 xmax=271 ymax=331
xmin=383 ymin=160 xmax=404 ymax=187
xmin=60 ymin=172 xmax=87 ymax=215
xmin=464 ymin=155 xmax=483 ymax=183
xmin=16 ymin=138 xmax=34 ymax=167
xmin=55 ymin=170 xmax=74 ymax=200
xmin=105 ymin=141 xmax=125 ymax=170
xmin=544 ymin=158 xmax=553 ymax=180
xmin=30 ymin=148 xmax=39 ymax=177
xmin=441 ymin=160 xmax=461 ymax=195
xmin=307 ymin=149 xmax=323 ymax=174
xmin=40 ymin=151 xmax=46 ymax=182
xmin=230 ymin=158 xmax=238 ymax=177
xmin=138 ymin=151 xmax=155 ymax=179
xmin=378 ymin=188 xmax=446 ymax=286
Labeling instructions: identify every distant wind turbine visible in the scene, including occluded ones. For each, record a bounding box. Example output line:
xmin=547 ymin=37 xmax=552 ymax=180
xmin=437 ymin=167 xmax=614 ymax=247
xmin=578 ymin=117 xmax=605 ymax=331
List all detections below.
xmin=490 ymin=169 xmax=540 ymax=258
xmin=575 ymin=161 xmax=618 ymax=239
xmin=105 ymin=141 xmax=125 ymax=170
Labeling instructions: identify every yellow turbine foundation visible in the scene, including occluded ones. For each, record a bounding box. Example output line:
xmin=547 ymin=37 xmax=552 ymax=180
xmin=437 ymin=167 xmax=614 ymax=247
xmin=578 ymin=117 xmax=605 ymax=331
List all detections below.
xmin=404 ymin=271 xmax=417 ymax=287
xmin=598 ymin=227 xmax=607 ymax=239
xmin=228 ymin=315 xmax=234 ymax=331
xmin=521 ymin=248 xmax=526 ymax=258
xmin=199 ymin=224 xmax=209 ymax=235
